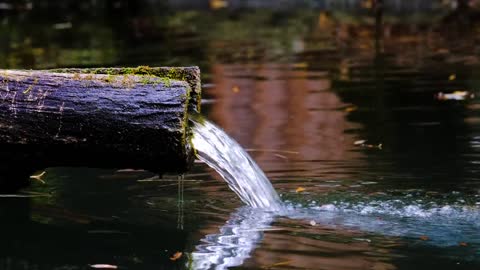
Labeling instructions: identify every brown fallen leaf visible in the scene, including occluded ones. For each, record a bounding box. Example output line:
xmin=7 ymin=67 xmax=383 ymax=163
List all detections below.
xmin=419 ymin=235 xmax=429 ymax=241
xmin=295 ymin=187 xmax=306 ymax=193
xmin=170 ymin=251 xmax=183 ymax=261
xmin=89 ymin=264 xmax=118 ymax=269
xmin=459 ymin=242 xmax=468 ymax=247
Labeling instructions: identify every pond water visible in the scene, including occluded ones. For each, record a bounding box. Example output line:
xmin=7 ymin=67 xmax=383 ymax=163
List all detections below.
xmin=2 ymin=2 xmax=480 ymax=270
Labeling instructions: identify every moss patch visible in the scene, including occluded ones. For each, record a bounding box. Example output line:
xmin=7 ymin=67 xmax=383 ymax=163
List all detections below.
xmin=23 ymin=78 xmax=38 ymax=94
xmin=49 ymin=65 xmax=191 ymax=87
xmin=47 ymin=66 xmax=200 ymax=159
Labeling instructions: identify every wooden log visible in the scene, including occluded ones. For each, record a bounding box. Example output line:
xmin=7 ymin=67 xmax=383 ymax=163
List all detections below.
xmin=0 ymin=66 xmax=201 ymax=191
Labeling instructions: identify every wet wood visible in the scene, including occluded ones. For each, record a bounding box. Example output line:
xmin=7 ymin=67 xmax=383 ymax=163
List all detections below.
xmin=0 ymin=67 xmax=201 ymax=191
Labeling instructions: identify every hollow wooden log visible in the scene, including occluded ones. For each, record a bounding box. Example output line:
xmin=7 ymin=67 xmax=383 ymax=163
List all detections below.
xmin=0 ymin=66 xmax=201 ymax=191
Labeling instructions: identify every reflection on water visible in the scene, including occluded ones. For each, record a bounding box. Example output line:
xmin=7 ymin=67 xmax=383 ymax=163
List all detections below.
xmin=192 ymin=207 xmax=274 ymax=270
xmin=207 ymin=64 xmax=365 ymax=181
xmin=3 ymin=1 xmax=480 ymax=269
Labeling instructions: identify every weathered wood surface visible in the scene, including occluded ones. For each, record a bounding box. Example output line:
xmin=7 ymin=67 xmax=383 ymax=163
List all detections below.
xmin=0 ymin=66 xmax=201 ymax=190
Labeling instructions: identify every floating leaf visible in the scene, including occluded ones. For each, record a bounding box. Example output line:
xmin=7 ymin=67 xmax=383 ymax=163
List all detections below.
xmin=354 ymin=140 xmax=382 ymax=149
xmin=449 ymin=74 xmax=456 ymax=81
xmin=345 ymin=106 xmax=357 ymax=113
xmin=170 ymin=251 xmax=183 ymax=261
xmin=89 ymin=264 xmax=118 ymax=269
xmin=354 ymin=140 xmax=367 ymax=145
xmin=459 ymin=242 xmax=468 ymax=246
xmin=295 ymin=187 xmax=306 ymax=193
xmin=435 ymin=91 xmax=475 ymax=101
xmin=419 ymin=235 xmax=429 ymax=241
xmin=292 ymin=62 xmax=308 ymax=68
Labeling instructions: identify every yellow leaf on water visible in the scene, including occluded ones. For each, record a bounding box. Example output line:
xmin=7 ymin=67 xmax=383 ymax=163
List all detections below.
xmin=292 ymin=62 xmax=308 ymax=69
xmin=296 ymin=187 xmax=306 ymax=193
xmin=170 ymin=251 xmax=183 ymax=261
xmin=345 ymin=106 xmax=357 ymax=113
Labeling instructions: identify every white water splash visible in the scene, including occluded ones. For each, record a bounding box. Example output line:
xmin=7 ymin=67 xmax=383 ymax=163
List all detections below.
xmin=191 ymin=119 xmax=281 ymax=210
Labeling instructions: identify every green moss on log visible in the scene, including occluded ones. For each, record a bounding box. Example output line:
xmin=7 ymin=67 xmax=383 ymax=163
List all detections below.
xmin=47 ymin=66 xmax=201 ymax=162
xmin=49 ymin=66 xmax=200 ymax=108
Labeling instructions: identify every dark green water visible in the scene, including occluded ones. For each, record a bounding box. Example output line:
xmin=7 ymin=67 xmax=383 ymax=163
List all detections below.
xmin=2 ymin=2 xmax=480 ymax=269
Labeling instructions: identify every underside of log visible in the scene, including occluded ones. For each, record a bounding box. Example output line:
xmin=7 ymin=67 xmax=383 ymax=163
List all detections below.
xmin=0 ymin=66 xmax=201 ymax=191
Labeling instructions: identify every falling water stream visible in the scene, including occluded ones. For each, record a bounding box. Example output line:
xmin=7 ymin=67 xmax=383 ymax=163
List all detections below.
xmin=190 ymin=118 xmax=280 ymax=269
xmin=191 ymin=118 xmax=282 ymax=211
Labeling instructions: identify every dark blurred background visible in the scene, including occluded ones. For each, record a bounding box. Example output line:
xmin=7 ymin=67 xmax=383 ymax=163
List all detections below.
xmin=1 ymin=0 xmax=479 ymax=69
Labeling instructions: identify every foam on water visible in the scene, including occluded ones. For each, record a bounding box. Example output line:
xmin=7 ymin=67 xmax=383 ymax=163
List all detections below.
xmin=191 ymin=118 xmax=282 ymax=210
xmin=285 ymin=198 xmax=480 ymax=247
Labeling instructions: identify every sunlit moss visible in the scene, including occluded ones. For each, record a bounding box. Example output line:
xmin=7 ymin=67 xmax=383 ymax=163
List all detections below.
xmin=23 ymin=78 xmax=38 ymax=94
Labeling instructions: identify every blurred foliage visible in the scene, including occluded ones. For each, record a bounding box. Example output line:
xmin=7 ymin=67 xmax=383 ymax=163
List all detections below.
xmin=1 ymin=0 xmax=480 ymax=69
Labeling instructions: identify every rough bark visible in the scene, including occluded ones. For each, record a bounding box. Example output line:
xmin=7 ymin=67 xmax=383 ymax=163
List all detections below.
xmin=0 ymin=67 xmax=201 ymax=191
